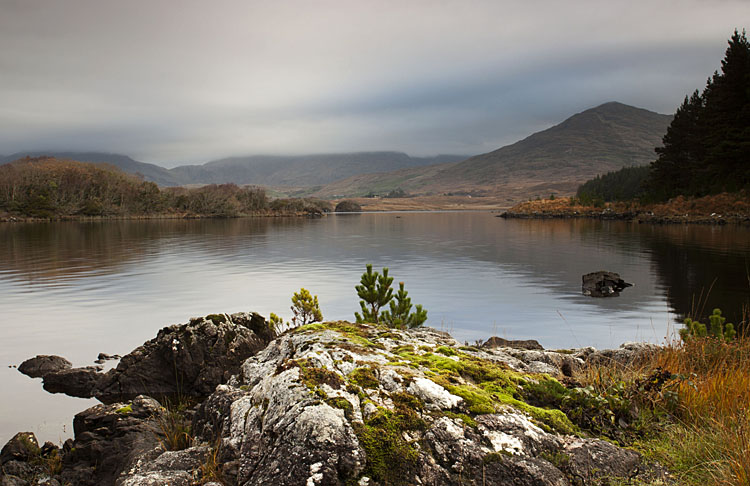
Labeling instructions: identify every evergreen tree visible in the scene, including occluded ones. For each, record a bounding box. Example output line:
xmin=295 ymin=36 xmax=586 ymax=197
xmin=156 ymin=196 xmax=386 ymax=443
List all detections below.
xmin=354 ymin=264 xmax=394 ymax=324
xmin=646 ymin=29 xmax=750 ymax=198
xmin=291 ymin=288 xmax=323 ymax=326
xmin=380 ymin=282 xmax=428 ymax=329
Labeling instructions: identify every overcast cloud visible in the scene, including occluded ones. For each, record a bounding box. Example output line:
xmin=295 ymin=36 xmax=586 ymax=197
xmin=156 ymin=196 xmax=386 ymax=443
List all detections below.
xmin=0 ymin=0 xmax=747 ymax=166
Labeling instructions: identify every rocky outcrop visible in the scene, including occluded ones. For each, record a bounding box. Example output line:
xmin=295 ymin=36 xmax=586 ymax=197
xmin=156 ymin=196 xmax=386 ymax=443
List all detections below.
xmin=21 ymin=312 xmax=276 ymax=404
xmin=7 ymin=316 xmax=668 ymax=486
xmin=185 ymin=322 xmax=664 ymax=485
xmin=582 ymin=270 xmax=632 ymax=297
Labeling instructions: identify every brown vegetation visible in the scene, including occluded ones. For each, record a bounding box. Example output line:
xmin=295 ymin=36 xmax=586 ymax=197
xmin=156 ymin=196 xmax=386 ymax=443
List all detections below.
xmin=504 ymin=194 xmax=750 ymax=223
xmin=0 ymin=157 xmax=330 ymax=220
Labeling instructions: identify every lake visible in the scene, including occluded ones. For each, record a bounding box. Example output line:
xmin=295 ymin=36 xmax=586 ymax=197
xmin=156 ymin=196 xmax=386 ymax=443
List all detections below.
xmin=1 ymin=212 xmax=749 ymax=445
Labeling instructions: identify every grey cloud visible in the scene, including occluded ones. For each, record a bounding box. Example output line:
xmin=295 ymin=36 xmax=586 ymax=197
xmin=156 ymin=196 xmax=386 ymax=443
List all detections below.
xmin=0 ymin=0 xmax=747 ymax=165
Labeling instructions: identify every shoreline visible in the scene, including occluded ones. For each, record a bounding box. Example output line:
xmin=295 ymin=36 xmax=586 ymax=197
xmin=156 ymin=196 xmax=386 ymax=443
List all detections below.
xmin=500 ymin=195 xmax=750 ymax=225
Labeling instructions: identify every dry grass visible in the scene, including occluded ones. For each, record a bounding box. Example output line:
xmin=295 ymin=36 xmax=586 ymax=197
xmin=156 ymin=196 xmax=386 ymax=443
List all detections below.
xmin=576 ymin=335 xmax=750 ymax=485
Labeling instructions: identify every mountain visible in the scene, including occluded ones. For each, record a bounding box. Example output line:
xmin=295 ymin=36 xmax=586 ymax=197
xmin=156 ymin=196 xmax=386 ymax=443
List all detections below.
xmin=168 ymin=152 xmax=467 ymax=187
xmin=0 ymin=151 xmax=180 ymax=186
xmin=311 ymin=102 xmax=673 ymax=199
xmin=0 ymin=151 xmax=467 ymax=189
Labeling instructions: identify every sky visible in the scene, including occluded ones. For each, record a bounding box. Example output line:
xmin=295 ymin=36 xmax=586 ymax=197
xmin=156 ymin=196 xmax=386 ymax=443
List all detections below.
xmin=0 ymin=0 xmax=748 ymax=167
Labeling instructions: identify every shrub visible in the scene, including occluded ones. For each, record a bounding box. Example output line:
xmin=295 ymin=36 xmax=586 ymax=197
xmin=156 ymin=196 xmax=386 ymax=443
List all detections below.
xmin=291 ymin=288 xmax=323 ymax=326
xmin=381 ymin=282 xmax=427 ymax=329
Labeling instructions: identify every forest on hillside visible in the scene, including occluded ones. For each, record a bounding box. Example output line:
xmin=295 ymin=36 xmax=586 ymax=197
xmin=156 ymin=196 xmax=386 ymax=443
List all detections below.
xmin=577 ymin=30 xmax=750 ymax=204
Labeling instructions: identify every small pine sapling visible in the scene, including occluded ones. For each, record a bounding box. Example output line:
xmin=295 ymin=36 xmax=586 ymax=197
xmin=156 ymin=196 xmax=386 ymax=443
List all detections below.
xmin=679 ymin=308 xmax=735 ymax=342
xmin=291 ymin=288 xmax=323 ymax=326
xmin=354 ymin=264 xmax=393 ymax=324
xmin=381 ymin=282 xmax=428 ymax=329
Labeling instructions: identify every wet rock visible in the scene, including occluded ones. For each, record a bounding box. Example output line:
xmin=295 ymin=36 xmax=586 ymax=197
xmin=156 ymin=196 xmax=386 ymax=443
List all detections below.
xmin=0 ymin=432 xmax=39 ymax=465
xmin=483 ymin=336 xmax=544 ymax=350
xmin=42 ymin=366 xmax=103 ymax=398
xmin=582 ymin=270 xmax=632 ymax=297
xmin=17 ymin=355 xmax=71 ymax=379
xmin=61 ymin=396 xmax=165 ymax=486
xmin=24 ymin=312 xmax=276 ymax=404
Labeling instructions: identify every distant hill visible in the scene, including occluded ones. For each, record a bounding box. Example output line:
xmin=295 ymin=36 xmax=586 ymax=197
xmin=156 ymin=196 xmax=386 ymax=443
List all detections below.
xmin=0 ymin=151 xmax=180 ymax=186
xmin=169 ymin=152 xmax=467 ymax=187
xmin=0 ymin=151 xmax=467 ymax=189
xmin=312 ymin=102 xmax=673 ymax=199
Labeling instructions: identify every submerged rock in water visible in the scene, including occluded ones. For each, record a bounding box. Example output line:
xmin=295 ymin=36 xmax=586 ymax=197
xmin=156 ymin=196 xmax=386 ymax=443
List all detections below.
xmin=17 ymin=355 xmax=71 ymax=379
xmin=582 ymin=270 xmax=632 ymax=297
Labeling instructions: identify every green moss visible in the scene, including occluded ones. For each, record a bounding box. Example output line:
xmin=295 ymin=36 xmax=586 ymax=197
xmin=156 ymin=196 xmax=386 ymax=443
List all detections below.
xmin=392 ymin=344 xmax=415 ymax=354
xmin=353 ymin=408 xmax=424 ymax=485
xmin=483 ymin=451 xmax=511 ymax=464
xmin=435 ymin=346 xmax=457 ymax=356
xmin=349 ymin=367 xmax=379 ymax=389
xmin=418 ymin=345 xmax=432 ymax=352
xmin=116 ymin=404 xmax=133 ymax=415
xmin=326 ymin=397 xmax=354 ymax=420
xmin=295 ymin=360 xmax=345 ymax=390
xmin=206 ymin=313 xmax=227 ymax=324
xmin=540 ymin=451 xmax=570 ymax=469
xmin=442 ymin=411 xmax=478 ymax=428
xmin=223 ymin=329 xmax=237 ymax=345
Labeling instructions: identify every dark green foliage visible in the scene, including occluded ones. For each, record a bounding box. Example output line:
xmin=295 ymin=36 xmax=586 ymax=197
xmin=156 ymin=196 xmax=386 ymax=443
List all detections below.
xmin=355 ymin=264 xmax=394 ymax=324
xmin=680 ymin=308 xmax=736 ymax=341
xmin=384 ymin=187 xmax=407 ymax=198
xmin=205 ymin=314 xmax=227 ymax=325
xmin=354 ymin=264 xmax=428 ymax=328
xmin=646 ymin=30 xmax=750 ymax=198
xmin=380 ymin=282 xmax=428 ymax=329
xmin=576 ymin=165 xmax=651 ymax=203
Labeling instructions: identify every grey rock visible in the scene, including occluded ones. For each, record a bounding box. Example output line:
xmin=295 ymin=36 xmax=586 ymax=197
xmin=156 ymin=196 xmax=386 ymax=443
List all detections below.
xmin=483 ymin=336 xmax=544 ymax=350
xmin=17 ymin=355 xmax=71 ymax=379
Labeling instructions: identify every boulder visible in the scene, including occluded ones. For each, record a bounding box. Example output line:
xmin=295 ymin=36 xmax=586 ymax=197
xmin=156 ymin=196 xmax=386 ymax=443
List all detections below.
xmin=42 ymin=366 xmax=104 ymax=398
xmin=582 ymin=271 xmax=632 ymax=297
xmin=482 ymin=336 xmax=544 ymax=350
xmin=17 ymin=355 xmax=71 ymax=379
xmin=61 ymin=395 xmax=164 ymax=486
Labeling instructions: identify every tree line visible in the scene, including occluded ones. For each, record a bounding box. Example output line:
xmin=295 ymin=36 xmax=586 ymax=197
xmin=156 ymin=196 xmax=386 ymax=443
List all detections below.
xmin=577 ymin=30 xmax=750 ymax=203
xmin=0 ymin=157 xmax=328 ymax=218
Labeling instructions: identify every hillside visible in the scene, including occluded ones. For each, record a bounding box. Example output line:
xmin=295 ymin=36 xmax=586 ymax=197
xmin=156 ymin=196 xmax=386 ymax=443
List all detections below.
xmin=0 ymin=151 xmax=180 ymax=186
xmin=0 ymin=151 xmax=467 ymax=189
xmin=312 ymin=102 xmax=672 ymax=199
xmin=169 ymin=152 xmax=467 ymax=187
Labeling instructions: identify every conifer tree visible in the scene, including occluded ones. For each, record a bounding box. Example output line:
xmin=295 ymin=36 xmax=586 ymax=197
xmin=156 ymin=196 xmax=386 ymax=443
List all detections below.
xmin=381 ymin=282 xmax=428 ymax=329
xmin=647 ymin=29 xmax=750 ymax=198
xmin=354 ymin=264 xmax=393 ymax=324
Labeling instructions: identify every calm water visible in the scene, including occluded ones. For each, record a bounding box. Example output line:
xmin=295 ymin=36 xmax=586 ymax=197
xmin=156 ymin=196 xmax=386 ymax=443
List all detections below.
xmin=1 ymin=212 xmax=749 ymax=444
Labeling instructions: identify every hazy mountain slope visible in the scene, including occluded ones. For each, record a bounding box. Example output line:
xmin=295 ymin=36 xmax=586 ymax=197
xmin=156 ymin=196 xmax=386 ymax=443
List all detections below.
xmin=169 ymin=152 xmax=468 ymax=186
xmin=0 ymin=151 xmax=180 ymax=186
xmin=312 ymin=102 xmax=672 ymax=198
